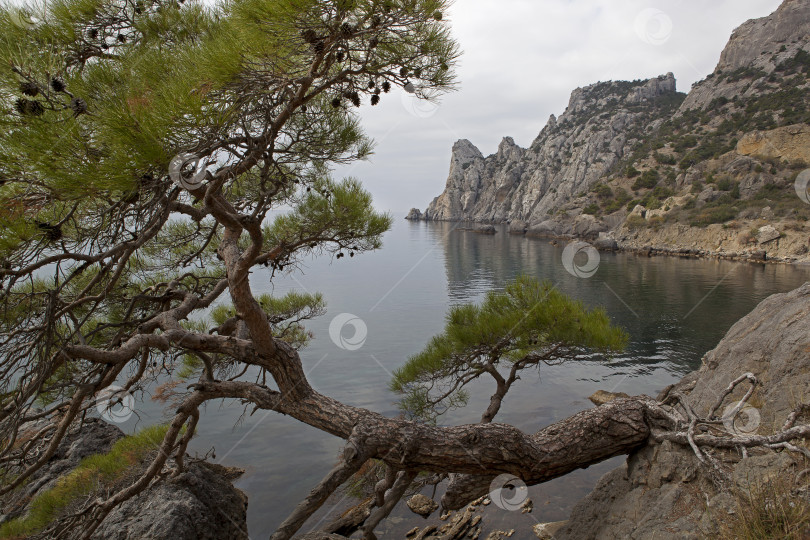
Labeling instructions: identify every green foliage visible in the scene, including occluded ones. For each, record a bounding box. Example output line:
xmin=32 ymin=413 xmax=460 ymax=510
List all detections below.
xmin=625 ymin=215 xmax=647 ymax=229
xmin=262 ymin=177 xmax=392 ymax=256
xmin=625 ymin=165 xmax=640 ymax=178
xmin=689 ymin=203 xmax=738 ymax=226
xmin=654 ymin=152 xmax=676 ymax=165
xmin=0 ymin=425 xmax=169 ymax=538
xmin=582 ymin=203 xmax=599 ymax=215
xmin=632 ymin=169 xmax=659 ymax=190
xmin=0 ymin=2 xmax=462 ymax=518
xmin=591 ymin=183 xmax=612 ymax=199
xmin=390 ymin=276 xmax=627 ymax=422
xmin=602 ymin=187 xmax=631 ymax=213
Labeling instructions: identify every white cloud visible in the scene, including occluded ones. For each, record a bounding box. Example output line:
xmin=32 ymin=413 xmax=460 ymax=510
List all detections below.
xmin=335 ymin=0 xmax=784 ymax=212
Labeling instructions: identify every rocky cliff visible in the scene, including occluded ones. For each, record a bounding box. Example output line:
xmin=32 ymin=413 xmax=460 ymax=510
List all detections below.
xmin=412 ymin=0 xmax=810 ymax=263
xmin=550 ymin=281 xmax=810 ymax=539
xmin=421 ymin=73 xmax=682 ymax=224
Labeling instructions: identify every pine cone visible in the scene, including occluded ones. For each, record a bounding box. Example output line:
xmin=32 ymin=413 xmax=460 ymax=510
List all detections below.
xmin=50 ymin=77 xmax=66 ymax=92
xmin=70 ymin=98 xmax=87 ymax=116
xmin=20 ymin=81 xmax=39 ymax=97
xmin=28 ymin=100 xmax=44 ymax=116
xmin=302 ymin=29 xmax=318 ymax=44
xmin=371 ymin=94 xmax=380 ymax=106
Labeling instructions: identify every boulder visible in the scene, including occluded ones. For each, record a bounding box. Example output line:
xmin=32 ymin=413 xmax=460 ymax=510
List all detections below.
xmin=94 ymin=462 xmax=248 ymax=540
xmin=405 ymin=208 xmax=424 ymax=220
xmin=527 ymin=220 xmax=562 ymax=238
xmin=508 ymin=220 xmax=528 ymax=235
xmin=5 ymin=418 xmax=249 ymax=540
xmin=757 ymin=224 xmax=780 ymax=244
xmin=737 ymin=124 xmax=810 ymax=165
xmin=406 ymin=494 xmax=439 ymax=518
xmin=588 ymin=390 xmax=630 ymax=406
xmin=533 ymin=521 xmax=568 ymax=539
xmin=572 ymin=215 xmax=607 ymax=239
xmin=472 ymin=224 xmax=496 ymax=234
xmin=2 ymin=418 xmax=123 ymax=521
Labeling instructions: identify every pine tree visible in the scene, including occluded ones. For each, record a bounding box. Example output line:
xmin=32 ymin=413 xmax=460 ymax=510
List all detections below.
xmin=391 ymin=276 xmax=628 ymax=423
xmin=0 ymin=0 xmax=460 ymax=537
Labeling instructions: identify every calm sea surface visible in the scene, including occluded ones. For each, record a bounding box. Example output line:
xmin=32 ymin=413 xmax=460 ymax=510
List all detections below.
xmin=130 ymin=216 xmax=810 ymax=538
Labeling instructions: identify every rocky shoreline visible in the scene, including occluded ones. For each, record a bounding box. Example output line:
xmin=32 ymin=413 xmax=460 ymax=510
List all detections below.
xmin=417 ymin=217 xmax=809 ymax=265
xmin=407 ymin=0 xmax=810 ymax=268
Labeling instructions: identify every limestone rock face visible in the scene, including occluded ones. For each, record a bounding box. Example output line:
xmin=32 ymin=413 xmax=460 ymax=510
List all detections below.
xmin=555 ymin=282 xmax=810 ymax=540
xmin=422 ymin=74 xmax=682 ymax=224
xmin=679 ymin=0 xmax=810 ymax=111
xmin=716 ymin=0 xmax=810 ymax=73
xmin=737 ymin=124 xmax=810 ymax=164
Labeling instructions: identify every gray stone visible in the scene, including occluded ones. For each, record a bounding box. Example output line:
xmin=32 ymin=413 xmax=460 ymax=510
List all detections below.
xmin=472 ymin=224 xmax=496 ymax=234
xmin=757 ymin=224 xmax=780 ymax=244
xmin=93 ymin=461 xmax=247 ymax=540
xmin=4 ymin=418 xmax=125 ymax=520
xmin=593 ymin=237 xmax=618 ymax=250
xmin=556 ymin=282 xmax=810 ymax=540
xmin=588 ymin=390 xmax=630 ymax=406
xmin=697 ymin=187 xmax=719 ymax=202
xmin=508 ymin=220 xmax=528 ymax=234
xmin=533 ymin=521 xmax=567 ymax=539
xmin=405 ymin=208 xmax=423 ymax=220
xmin=6 ymin=418 xmax=248 ymax=540
xmin=526 ymin=220 xmax=562 ymax=238
xmin=407 ymin=493 xmax=439 ymax=518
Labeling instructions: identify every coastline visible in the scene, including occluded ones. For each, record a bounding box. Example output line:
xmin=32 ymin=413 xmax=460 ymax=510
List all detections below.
xmin=408 ymin=217 xmax=810 ymax=266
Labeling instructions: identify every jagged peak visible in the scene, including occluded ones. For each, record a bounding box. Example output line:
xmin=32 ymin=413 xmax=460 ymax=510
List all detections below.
xmin=451 ymin=139 xmax=483 ymax=162
xmin=716 ymin=0 xmax=810 ymax=73
xmin=564 ymin=74 xmax=678 ymax=116
xmin=497 ymin=136 xmax=518 ymax=153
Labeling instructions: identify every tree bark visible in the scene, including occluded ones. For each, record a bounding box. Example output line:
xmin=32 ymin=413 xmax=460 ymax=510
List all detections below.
xmin=196 ymin=381 xmax=668 ymax=513
xmin=269 ymin=437 xmax=368 ymax=540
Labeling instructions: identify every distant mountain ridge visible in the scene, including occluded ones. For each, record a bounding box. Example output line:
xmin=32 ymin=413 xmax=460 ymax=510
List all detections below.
xmin=412 ymin=73 xmax=681 ymax=224
xmin=408 ymin=0 xmax=810 ymax=263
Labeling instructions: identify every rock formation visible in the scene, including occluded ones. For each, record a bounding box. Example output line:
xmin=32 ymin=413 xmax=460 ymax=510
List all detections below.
xmin=552 ymin=281 xmax=810 ymax=539
xmin=411 ymin=0 xmax=810 ymax=263
xmin=1 ymin=419 xmax=248 ymax=540
xmin=419 ymin=74 xmax=681 ymax=224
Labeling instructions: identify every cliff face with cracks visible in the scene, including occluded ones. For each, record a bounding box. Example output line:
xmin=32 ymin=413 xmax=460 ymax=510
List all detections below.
xmin=418 ymin=73 xmax=681 ymax=224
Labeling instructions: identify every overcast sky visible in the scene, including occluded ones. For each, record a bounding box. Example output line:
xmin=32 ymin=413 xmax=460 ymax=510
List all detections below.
xmin=334 ymin=0 xmax=784 ymax=213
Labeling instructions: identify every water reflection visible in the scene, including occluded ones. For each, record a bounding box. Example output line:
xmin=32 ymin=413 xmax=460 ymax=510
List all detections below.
xmin=141 ymin=218 xmax=806 ymax=539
